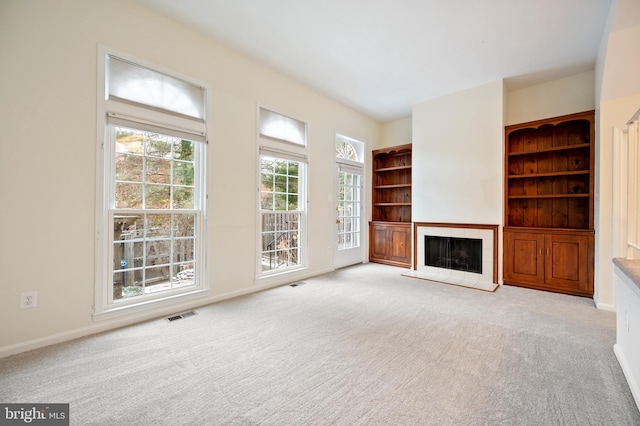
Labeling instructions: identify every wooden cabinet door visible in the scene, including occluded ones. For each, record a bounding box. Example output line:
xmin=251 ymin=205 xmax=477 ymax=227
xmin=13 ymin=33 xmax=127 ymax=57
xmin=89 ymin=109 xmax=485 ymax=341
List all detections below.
xmin=504 ymin=231 xmax=545 ymax=284
xmin=369 ymin=222 xmax=411 ymax=267
xmin=369 ymin=224 xmax=389 ymax=262
xmin=545 ymin=234 xmax=592 ymax=294
xmin=387 ymin=225 xmax=411 ymax=265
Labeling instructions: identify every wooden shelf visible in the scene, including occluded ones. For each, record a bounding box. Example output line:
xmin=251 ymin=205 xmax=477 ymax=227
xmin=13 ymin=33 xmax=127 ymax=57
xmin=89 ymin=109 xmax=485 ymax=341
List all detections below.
xmin=374 ymin=184 xmax=412 ymax=189
xmin=508 ymin=170 xmax=590 ymax=179
xmin=374 ymin=202 xmax=412 ymax=206
xmin=508 ymin=143 xmax=590 ymax=157
xmin=508 ymin=194 xmax=589 ymax=200
xmin=374 ymin=165 xmax=412 ymax=172
xmin=504 ymin=111 xmax=594 ymax=230
xmin=372 ymin=144 xmax=412 ymax=223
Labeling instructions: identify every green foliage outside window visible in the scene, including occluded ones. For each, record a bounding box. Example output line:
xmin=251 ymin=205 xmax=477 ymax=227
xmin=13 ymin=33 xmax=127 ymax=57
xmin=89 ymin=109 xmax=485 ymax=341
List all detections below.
xmin=260 ymin=156 xmax=300 ymax=211
xmin=115 ymin=127 xmax=195 ymax=210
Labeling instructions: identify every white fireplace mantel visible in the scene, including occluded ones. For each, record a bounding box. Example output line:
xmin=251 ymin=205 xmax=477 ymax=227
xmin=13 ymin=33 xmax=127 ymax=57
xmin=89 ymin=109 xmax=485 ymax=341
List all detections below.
xmin=404 ymin=222 xmax=499 ymax=292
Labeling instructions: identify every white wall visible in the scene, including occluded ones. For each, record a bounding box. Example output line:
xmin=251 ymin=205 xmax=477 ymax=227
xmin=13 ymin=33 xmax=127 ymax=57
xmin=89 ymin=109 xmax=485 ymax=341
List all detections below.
xmin=412 ymin=80 xmax=504 ymax=226
xmin=595 ymin=0 xmax=640 ymax=310
xmin=379 ymin=116 xmax=412 ymax=150
xmin=0 ymin=0 xmax=380 ymax=354
xmin=507 ymin=71 xmax=596 ymax=125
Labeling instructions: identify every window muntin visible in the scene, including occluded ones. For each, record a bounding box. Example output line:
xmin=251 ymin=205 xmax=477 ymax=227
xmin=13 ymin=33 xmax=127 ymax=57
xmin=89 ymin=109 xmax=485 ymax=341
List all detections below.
xmin=260 ymin=157 xmax=299 ymax=211
xmin=110 ymin=125 xmax=201 ymax=301
xmin=260 ymin=156 xmax=303 ymax=272
xmin=112 ymin=212 xmax=196 ymax=300
xmin=114 ymin=126 xmax=196 ymax=210
xmin=336 ymin=141 xmax=358 ymax=162
xmin=337 ymin=170 xmax=362 ymax=250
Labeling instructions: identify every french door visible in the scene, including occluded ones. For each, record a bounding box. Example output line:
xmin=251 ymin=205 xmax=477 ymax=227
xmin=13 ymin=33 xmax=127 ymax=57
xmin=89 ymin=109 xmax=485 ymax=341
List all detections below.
xmin=334 ymin=166 xmax=364 ymax=267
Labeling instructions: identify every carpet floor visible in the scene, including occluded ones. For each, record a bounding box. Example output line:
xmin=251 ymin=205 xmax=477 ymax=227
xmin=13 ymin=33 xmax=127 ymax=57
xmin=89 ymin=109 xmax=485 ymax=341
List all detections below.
xmin=1 ymin=263 xmax=639 ymax=425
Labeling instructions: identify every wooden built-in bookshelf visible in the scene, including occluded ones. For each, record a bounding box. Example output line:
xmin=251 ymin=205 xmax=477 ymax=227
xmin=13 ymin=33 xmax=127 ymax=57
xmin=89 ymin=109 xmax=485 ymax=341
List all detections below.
xmin=503 ymin=111 xmax=595 ymax=297
xmin=369 ymin=144 xmax=412 ymax=267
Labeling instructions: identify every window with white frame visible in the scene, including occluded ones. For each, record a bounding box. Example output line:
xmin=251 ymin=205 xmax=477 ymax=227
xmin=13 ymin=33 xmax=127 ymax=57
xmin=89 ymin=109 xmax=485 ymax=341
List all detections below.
xmin=96 ymin=49 xmax=207 ymax=315
xmin=258 ymin=107 xmax=307 ymax=275
xmin=336 ymin=139 xmax=360 ymax=162
xmin=335 ymin=136 xmax=364 ymax=251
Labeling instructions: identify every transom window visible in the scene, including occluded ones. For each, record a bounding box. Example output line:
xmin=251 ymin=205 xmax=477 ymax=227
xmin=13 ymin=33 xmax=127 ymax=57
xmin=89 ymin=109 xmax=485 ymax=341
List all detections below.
xmin=96 ymin=47 xmax=207 ymax=317
xmin=336 ymin=136 xmax=364 ymax=164
xmin=336 ymin=140 xmax=358 ymax=161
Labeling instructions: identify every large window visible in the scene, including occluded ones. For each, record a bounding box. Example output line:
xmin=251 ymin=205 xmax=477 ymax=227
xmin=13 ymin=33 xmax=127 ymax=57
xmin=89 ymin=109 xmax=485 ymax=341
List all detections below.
xmin=96 ymin=48 xmax=207 ymax=316
xmin=110 ymin=126 xmax=200 ymax=300
xmin=258 ymin=108 xmax=307 ymax=276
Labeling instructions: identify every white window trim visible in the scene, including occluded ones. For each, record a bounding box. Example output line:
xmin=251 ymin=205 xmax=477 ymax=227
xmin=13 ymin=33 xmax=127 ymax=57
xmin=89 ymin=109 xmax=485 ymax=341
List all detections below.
xmin=334 ymin=134 xmax=366 ymax=264
xmin=255 ymin=105 xmax=309 ymax=281
xmin=256 ymin=158 xmax=308 ymax=279
xmin=334 ymin=133 xmax=365 ymax=185
xmin=94 ymin=45 xmax=209 ymax=321
xmin=336 ymin=134 xmax=365 ymax=164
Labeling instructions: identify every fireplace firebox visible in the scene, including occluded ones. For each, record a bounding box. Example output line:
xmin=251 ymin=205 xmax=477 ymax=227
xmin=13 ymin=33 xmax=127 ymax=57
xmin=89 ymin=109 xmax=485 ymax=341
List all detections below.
xmin=424 ymin=236 xmax=482 ymax=274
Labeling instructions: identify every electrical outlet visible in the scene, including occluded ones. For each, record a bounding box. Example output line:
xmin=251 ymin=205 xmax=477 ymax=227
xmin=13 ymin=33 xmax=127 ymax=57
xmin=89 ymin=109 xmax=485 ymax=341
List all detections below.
xmin=20 ymin=291 xmax=38 ymax=309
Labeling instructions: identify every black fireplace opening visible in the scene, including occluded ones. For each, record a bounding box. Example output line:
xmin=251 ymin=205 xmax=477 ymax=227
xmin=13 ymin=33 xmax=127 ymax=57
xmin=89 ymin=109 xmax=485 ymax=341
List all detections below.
xmin=425 ymin=236 xmax=482 ymax=274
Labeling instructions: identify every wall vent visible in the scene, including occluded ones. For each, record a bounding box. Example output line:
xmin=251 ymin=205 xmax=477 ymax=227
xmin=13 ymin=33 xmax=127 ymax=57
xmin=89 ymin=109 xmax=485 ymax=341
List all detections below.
xmin=166 ymin=310 xmax=197 ymax=322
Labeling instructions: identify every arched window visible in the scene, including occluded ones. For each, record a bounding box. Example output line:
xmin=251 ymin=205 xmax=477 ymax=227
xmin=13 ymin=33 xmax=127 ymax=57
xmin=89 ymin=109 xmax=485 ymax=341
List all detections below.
xmin=336 ymin=140 xmax=358 ymax=162
xmin=335 ymin=136 xmax=364 ymax=164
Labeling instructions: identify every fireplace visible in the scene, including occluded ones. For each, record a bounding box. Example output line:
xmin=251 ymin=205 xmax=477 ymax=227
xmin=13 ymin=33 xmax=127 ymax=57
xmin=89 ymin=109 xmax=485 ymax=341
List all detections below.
xmin=404 ymin=223 xmax=498 ymax=292
xmin=425 ymin=236 xmax=482 ymax=274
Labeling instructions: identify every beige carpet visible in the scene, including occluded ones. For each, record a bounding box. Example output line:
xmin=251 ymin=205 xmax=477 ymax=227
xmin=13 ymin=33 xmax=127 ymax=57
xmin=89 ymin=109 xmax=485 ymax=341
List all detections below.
xmin=1 ymin=263 xmax=639 ymax=425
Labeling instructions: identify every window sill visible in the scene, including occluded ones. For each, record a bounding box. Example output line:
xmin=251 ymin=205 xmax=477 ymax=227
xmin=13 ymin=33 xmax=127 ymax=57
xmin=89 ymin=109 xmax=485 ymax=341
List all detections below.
xmin=93 ymin=287 xmax=211 ymax=322
xmin=258 ymin=265 xmax=306 ymax=279
xmin=255 ymin=266 xmax=322 ymax=288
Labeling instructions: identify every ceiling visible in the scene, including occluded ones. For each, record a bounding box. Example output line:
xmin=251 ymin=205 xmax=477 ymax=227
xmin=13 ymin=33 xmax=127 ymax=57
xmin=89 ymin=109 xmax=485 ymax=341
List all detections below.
xmin=135 ymin=0 xmax=613 ymax=121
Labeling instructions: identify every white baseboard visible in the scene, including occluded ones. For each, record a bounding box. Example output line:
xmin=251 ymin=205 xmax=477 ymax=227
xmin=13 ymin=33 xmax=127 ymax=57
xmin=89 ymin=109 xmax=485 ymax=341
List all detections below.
xmin=596 ymin=302 xmax=616 ymax=312
xmin=614 ymin=344 xmax=640 ymax=412
xmin=0 ymin=322 xmax=126 ymax=360
xmin=0 ymin=270 xmax=334 ymax=359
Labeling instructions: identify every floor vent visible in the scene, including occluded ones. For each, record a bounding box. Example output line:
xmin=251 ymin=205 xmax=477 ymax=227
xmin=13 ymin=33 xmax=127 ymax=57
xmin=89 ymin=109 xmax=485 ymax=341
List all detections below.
xmin=290 ymin=281 xmax=307 ymax=287
xmin=166 ymin=310 xmax=197 ymax=322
